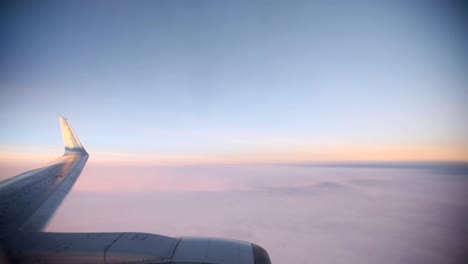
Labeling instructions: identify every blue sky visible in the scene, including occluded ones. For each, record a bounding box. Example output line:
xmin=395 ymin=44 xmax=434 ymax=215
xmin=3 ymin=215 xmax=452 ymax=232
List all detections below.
xmin=1 ymin=1 xmax=467 ymax=162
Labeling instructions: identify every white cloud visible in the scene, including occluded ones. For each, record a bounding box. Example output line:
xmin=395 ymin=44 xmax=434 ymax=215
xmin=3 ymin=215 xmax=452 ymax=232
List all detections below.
xmin=46 ymin=164 xmax=468 ymax=263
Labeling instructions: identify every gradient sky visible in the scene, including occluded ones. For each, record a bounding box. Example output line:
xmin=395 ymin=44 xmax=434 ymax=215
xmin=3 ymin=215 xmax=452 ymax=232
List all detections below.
xmin=1 ymin=3 xmax=468 ymax=263
xmin=1 ymin=1 xmax=467 ymax=164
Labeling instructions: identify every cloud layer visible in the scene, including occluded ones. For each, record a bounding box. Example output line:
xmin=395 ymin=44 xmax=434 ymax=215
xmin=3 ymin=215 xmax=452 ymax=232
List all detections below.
xmin=38 ymin=162 xmax=468 ymax=263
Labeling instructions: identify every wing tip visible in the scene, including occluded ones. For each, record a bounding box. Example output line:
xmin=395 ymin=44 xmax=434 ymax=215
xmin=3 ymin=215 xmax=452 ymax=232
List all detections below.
xmin=59 ymin=116 xmax=87 ymax=155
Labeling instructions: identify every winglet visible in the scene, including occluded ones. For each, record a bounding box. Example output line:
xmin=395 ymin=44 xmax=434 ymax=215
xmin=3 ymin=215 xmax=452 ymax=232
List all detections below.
xmin=59 ymin=116 xmax=87 ymax=155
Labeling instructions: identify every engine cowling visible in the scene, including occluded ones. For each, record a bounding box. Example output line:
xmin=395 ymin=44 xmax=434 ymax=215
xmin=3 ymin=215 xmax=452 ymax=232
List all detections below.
xmin=4 ymin=232 xmax=272 ymax=264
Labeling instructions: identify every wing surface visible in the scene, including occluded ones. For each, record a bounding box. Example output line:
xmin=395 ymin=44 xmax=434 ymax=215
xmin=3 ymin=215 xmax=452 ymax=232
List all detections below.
xmin=0 ymin=117 xmax=88 ymax=237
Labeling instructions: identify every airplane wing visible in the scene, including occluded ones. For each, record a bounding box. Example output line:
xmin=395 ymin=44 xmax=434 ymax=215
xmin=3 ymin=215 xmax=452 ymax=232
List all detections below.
xmin=0 ymin=117 xmax=89 ymax=235
xmin=0 ymin=117 xmax=271 ymax=264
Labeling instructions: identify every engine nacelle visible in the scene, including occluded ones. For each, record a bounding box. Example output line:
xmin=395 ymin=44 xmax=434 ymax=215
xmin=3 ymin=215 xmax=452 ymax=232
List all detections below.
xmin=4 ymin=232 xmax=272 ymax=264
xmin=170 ymin=237 xmax=271 ymax=264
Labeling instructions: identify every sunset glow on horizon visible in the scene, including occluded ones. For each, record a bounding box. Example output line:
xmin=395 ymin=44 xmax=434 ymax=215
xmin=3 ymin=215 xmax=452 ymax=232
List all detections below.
xmin=1 ymin=143 xmax=467 ymax=168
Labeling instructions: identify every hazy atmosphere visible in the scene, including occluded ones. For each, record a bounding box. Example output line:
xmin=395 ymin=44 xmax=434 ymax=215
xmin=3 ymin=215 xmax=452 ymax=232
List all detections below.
xmin=50 ymin=162 xmax=468 ymax=264
xmin=1 ymin=1 xmax=468 ymax=263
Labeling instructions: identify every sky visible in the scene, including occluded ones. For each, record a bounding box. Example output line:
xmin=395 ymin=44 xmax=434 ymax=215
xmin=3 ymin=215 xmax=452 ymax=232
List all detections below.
xmin=1 ymin=1 xmax=467 ymax=164
xmin=1 ymin=2 xmax=468 ymax=263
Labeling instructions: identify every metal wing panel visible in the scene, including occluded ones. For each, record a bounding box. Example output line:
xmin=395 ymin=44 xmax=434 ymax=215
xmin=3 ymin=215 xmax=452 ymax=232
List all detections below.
xmin=20 ymin=154 xmax=89 ymax=232
xmin=0 ymin=154 xmax=88 ymax=238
